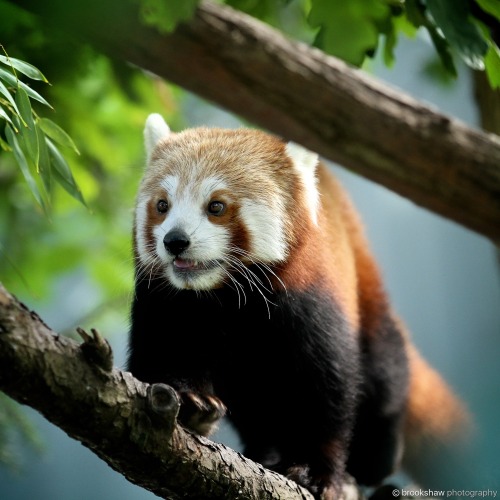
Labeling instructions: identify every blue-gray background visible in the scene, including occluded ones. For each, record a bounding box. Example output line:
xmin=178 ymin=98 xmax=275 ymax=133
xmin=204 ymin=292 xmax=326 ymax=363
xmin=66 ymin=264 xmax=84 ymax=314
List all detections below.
xmin=1 ymin=34 xmax=499 ymax=498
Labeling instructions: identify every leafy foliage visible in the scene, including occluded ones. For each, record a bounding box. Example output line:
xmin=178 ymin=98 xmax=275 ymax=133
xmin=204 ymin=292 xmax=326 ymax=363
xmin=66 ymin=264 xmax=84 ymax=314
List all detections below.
xmin=222 ymin=0 xmax=500 ymax=87
xmin=134 ymin=0 xmax=200 ymax=33
xmin=427 ymin=0 xmax=487 ymax=70
xmin=0 ymin=3 xmax=182 ymax=302
xmin=308 ymin=0 xmax=392 ymax=66
xmin=0 ymin=50 xmax=84 ymax=212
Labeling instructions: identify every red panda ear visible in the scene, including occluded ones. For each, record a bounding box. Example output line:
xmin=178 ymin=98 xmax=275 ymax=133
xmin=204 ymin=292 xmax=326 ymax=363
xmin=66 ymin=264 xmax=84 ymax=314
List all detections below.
xmin=144 ymin=113 xmax=171 ymax=162
xmin=285 ymin=142 xmax=320 ymax=225
xmin=285 ymin=142 xmax=319 ymax=173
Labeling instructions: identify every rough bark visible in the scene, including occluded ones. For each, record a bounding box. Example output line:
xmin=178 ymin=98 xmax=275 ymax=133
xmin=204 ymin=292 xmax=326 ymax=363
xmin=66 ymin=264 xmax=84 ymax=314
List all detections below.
xmin=0 ymin=282 xmax=364 ymax=500
xmin=10 ymin=0 xmax=500 ymax=242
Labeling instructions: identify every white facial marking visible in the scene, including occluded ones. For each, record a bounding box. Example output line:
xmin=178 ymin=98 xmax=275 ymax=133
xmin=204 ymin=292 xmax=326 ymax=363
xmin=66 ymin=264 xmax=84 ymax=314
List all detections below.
xmin=160 ymin=174 xmax=179 ymax=199
xmin=240 ymin=198 xmax=288 ymax=263
xmin=135 ymin=195 xmax=151 ymax=266
xmin=285 ymin=142 xmax=320 ymax=225
xmin=147 ymin=174 xmax=231 ymax=290
xmin=200 ymin=176 xmax=227 ymax=199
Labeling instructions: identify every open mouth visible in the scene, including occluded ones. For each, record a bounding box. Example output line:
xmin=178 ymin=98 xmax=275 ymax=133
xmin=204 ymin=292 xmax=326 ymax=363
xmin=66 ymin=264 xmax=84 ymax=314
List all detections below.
xmin=173 ymin=258 xmax=221 ymax=272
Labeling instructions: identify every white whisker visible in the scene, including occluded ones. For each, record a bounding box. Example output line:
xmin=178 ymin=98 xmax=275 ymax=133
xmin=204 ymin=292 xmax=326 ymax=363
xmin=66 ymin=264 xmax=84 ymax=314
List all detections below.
xmin=216 ymin=259 xmax=247 ymax=308
xmin=221 ymin=247 xmax=283 ymax=319
xmin=228 ymin=246 xmax=287 ymax=294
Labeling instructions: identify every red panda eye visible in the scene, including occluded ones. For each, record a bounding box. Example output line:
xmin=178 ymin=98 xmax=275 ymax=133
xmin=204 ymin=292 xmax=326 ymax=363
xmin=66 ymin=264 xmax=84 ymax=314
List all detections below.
xmin=157 ymin=200 xmax=169 ymax=214
xmin=208 ymin=201 xmax=226 ymax=216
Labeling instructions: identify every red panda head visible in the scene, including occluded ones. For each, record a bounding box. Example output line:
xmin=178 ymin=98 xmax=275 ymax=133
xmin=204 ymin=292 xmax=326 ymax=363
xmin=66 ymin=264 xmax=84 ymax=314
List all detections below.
xmin=134 ymin=114 xmax=320 ymax=291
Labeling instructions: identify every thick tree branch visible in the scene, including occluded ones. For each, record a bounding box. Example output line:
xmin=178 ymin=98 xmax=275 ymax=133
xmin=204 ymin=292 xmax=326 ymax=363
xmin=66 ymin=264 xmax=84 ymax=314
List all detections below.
xmin=0 ymin=282 xmax=364 ymax=499
xmin=10 ymin=0 xmax=500 ymax=242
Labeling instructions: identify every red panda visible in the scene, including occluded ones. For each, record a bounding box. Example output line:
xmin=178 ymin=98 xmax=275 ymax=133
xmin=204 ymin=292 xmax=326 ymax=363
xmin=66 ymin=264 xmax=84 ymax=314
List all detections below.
xmin=128 ymin=114 xmax=467 ymax=499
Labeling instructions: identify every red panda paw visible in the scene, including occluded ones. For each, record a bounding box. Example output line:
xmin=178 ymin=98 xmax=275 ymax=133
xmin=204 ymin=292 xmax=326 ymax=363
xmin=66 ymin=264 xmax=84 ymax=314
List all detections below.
xmin=177 ymin=390 xmax=226 ymax=436
xmin=286 ymin=464 xmax=339 ymax=500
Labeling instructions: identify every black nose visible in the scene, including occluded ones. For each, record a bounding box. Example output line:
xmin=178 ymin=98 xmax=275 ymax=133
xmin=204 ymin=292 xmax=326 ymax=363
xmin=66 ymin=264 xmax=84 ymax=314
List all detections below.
xmin=163 ymin=230 xmax=190 ymax=256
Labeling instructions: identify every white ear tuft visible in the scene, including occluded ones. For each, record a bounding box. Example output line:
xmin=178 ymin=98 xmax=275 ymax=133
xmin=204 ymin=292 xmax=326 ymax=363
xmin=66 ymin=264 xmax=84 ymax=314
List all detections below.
xmin=144 ymin=113 xmax=171 ymax=161
xmin=285 ymin=142 xmax=320 ymax=225
xmin=285 ymin=142 xmax=319 ymax=172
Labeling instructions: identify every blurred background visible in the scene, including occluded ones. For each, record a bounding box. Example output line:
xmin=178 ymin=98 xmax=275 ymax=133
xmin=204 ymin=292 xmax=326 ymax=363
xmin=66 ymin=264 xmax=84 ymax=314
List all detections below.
xmin=0 ymin=1 xmax=499 ymax=499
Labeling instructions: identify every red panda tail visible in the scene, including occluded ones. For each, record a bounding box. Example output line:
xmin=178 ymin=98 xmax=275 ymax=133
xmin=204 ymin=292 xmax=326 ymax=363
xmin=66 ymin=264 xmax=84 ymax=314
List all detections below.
xmin=405 ymin=343 xmax=469 ymax=442
xmin=403 ymin=343 xmax=471 ymax=479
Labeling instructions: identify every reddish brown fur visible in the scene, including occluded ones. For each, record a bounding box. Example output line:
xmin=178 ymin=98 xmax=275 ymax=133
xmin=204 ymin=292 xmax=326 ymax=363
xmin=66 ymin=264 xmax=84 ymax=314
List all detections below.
xmin=281 ymin=160 xmax=468 ymax=456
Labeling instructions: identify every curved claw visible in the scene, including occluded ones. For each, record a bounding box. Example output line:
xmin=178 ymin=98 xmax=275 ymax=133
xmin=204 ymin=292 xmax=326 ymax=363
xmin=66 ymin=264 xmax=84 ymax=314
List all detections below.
xmin=76 ymin=327 xmax=113 ymax=372
xmin=178 ymin=390 xmax=226 ymax=436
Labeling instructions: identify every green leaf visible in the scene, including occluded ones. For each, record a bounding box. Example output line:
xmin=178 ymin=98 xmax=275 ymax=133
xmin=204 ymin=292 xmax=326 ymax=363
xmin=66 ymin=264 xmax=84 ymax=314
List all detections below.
xmin=46 ymin=139 xmax=86 ymax=206
xmin=393 ymin=11 xmax=419 ymax=38
xmin=405 ymin=0 xmax=427 ymax=28
xmin=426 ymin=23 xmax=457 ymax=76
xmin=45 ymin=138 xmax=72 ymax=183
xmin=0 ymin=55 xmax=48 ymax=82
xmin=15 ymin=86 xmax=39 ymax=169
xmin=51 ymin=166 xmax=86 ymax=207
xmin=37 ymin=123 xmax=52 ymax=193
xmin=5 ymin=123 xmax=48 ymax=212
xmin=404 ymin=0 xmax=457 ymax=75
xmin=484 ymin=42 xmax=500 ymax=88
xmin=427 ymin=0 xmax=488 ymax=70
xmin=308 ymin=0 xmax=390 ymax=66
xmin=383 ymin=27 xmax=398 ymax=67
xmin=475 ymin=0 xmax=500 ymax=21
xmin=0 ymin=105 xmax=14 ymax=126
xmin=38 ymin=117 xmax=80 ymax=154
xmin=0 ymin=79 xmax=21 ymax=118
xmin=0 ymin=134 xmax=11 ymax=152
xmin=138 ymin=0 xmax=200 ymax=33
xmin=377 ymin=9 xmax=402 ymax=67
xmin=223 ymin=0 xmax=286 ymax=26
xmin=0 ymin=67 xmax=52 ymax=108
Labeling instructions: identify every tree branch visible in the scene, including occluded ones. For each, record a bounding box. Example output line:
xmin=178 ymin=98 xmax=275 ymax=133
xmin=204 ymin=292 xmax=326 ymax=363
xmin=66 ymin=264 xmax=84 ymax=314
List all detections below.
xmin=0 ymin=282 xmax=364 ymax=499
xmin=10 ymin=0 xmax=500 ymax=242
